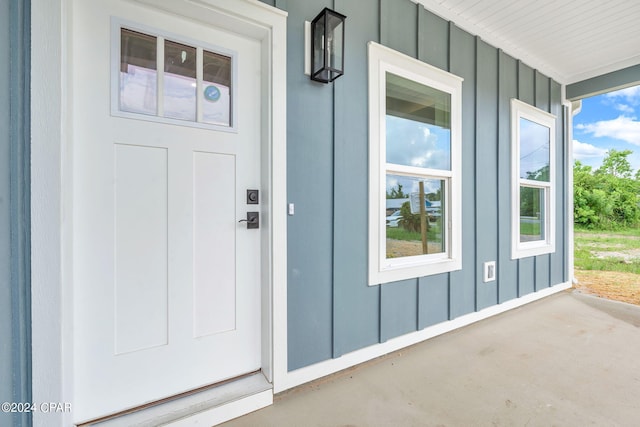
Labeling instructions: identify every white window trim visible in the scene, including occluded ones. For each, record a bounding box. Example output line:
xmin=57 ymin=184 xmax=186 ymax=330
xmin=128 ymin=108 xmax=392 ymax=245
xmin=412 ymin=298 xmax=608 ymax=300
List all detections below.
xmin=368 ymin=41 xmax=463 ymax=286
xmin=511 ymin=98 xmax=556 ymax=259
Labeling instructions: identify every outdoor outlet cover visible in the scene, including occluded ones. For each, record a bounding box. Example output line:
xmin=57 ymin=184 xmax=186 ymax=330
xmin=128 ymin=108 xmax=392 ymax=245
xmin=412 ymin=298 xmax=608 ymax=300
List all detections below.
xmin=484 ymin=261 xmax=496 ymax=282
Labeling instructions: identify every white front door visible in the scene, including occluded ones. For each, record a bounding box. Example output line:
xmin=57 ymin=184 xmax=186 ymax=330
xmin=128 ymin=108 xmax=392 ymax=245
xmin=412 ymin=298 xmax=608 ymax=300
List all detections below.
xmin=72 ymin=0 xmax=263 ymax=422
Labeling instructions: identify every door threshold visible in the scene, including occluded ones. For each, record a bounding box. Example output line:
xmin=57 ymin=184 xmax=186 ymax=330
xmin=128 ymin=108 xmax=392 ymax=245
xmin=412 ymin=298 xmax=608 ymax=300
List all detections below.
xmin=82 ymin=372 xmax=272 ymax=426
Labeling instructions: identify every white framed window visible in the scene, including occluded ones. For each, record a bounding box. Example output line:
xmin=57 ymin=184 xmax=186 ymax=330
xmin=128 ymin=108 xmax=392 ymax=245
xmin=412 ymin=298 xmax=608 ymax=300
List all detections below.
xmin=368 ymin=42 xmax=463 ymax=286
xmin=511 ymin=99 xmax=556 ymax=259
xmin=111 ymin=19 xmax=237 ymax=132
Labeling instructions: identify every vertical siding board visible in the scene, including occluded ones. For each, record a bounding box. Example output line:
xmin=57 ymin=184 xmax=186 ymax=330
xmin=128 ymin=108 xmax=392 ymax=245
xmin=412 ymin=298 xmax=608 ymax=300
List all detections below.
xmin=417 ymin=6 xmax=449 ymax=71
xmin=475 ymin=39 xmax=499 ymax=310
xmin=516 ymin=62 xmax=536 ymax=296
xmin=448 ymin=24 xmax=476 ymax=318
xmin=380 ymin=279 xmax=418 ymax=341
xmin=550 ymin=80 xmax=565 ymax=285
xmin=518 ymin=62 xmax=535 ymax=104
xmin=332 ymin=0 xmax=381 ymax=357
xmin=534 ymin=73 xmax=551 ymax=291
xmin=378 ymin=0 xmax=420 ymax=342
xmin=417 ymin=7 xmax=451 ymax=328
xmin=535 ymin=71 xmax=551 ymax=112
xmin=380 ymin=0 xmax=418 ymax=57
xmin=284 ymin=0 xmax=335 ymax=370
xmin=0 ymin=0 xmax=12 ymax=414
xmin=497 ymin=51 xmax=518 ymax=303
xmin=2 ymin=0 xmax=31 ymax=423
xmin=535 ymin=254 xmax=550 ymax=291
xmin=418 ymin=275 xmax=449 ymax=328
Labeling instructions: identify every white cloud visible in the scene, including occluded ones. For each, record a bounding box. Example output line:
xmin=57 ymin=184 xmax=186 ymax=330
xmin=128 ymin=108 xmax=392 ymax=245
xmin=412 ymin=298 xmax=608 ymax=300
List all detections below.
xmin=601 ymin=86 xmax=640 ymax=115
xmin=605 ymin=86 xmax=640 ymax=103
xmin=577 ymin=115 xmax=640 ymax=145
xmin=573 ymin=139 xmax=607 ymax=160
xmin=615 ymin=103 xmax=635 ymax=114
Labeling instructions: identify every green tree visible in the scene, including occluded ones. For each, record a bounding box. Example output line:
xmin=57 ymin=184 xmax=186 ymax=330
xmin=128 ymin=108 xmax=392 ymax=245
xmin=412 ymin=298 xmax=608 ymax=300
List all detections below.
xmin=573 ymin=150 xmax=640 ymax=229
xmin=398 ymin=201 xmax=422 ymax=232
xmin=596 ymin=149 xmax=633 ymax=178
xmin=386 ymin=183 xmax=407 ymax=199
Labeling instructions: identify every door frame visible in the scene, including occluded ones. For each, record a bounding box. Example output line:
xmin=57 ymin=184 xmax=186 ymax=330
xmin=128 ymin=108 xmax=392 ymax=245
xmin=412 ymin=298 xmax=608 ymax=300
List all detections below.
xmin=30 ymin=0 xmax=287 ymax=425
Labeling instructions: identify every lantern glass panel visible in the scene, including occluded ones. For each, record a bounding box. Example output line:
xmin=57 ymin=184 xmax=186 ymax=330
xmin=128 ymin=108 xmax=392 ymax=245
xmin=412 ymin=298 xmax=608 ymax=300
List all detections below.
xmin=312 ymin=18 xmax=325 ymax=76
xmin=327 ymin=13 xmax=343 ymax=72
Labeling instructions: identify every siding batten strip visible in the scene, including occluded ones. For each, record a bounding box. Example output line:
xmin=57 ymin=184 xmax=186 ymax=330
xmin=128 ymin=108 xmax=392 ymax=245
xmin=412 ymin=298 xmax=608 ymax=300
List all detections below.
xmin=331 ymin=0 xmax=337 ymax=357
xmin=496 ymin=48 xmax=501 ymax=305
xmin=473 ymin=36 xmax=479 ymax=313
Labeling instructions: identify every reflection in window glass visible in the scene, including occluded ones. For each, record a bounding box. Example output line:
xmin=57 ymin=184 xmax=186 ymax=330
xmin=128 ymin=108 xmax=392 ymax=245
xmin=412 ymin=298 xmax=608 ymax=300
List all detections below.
xmin=386 ymin=72 xmax=451 ymax=170
xmin=120 ymin=29 xmax=157 ymax=115
xmin=519 ymin=186 xmax=545 ymax=242
xmin=519 ymin=118 xmax=550 ymax=181
xmin=164 ymin=40 xmax=197 ymax=121
xmin=385 ymin=174 xmax=445 ymax=259
xmin=202 ymin=51 xmax=232 ymax=127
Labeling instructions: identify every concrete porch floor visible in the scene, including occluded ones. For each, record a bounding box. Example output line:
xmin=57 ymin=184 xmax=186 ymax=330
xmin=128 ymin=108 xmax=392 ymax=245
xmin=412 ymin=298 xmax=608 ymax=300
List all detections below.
xmin=222 ymin=290 xmax=640 ymax=426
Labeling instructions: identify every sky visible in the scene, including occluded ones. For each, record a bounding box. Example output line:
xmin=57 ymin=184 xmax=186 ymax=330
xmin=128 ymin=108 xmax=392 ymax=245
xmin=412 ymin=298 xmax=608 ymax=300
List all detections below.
xmin=573 ymin=85 xmax=640 ymax=172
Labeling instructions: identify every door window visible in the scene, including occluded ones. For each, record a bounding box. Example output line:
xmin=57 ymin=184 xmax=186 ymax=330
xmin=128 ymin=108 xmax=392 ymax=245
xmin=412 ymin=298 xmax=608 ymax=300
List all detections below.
xmin=115 ymin=24 xmax=234 ymax=130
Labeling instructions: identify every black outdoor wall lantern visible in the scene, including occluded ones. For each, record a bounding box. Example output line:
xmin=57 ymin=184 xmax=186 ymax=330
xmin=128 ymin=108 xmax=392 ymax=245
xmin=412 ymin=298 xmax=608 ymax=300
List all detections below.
xmin=310 ymin=7 xmax=346 ymax=83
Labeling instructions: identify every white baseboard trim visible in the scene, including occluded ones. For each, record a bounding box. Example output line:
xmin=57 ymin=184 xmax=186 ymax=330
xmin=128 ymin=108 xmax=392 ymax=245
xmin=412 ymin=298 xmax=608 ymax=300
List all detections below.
xmin=275 ymin=281 xmax=571 ymax=393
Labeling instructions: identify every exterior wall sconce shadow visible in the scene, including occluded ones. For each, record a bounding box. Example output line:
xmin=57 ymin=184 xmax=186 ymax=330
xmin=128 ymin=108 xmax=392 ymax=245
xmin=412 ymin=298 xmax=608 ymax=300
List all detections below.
xmin=305 ymin=7 xmax=346 ymax=83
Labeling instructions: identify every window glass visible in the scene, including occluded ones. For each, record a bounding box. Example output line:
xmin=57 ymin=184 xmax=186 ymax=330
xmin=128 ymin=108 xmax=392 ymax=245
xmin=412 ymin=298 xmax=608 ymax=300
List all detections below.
xmin=385 ymin=174 xmax=445 ymax=258
xmin=120 ymin=29 xmax=157 ymax=116
xmin=519 ymin=118 xmax=550 ymax=181
xmin=202 ymin=50 xmax=232 ymax=127
xmin=519 ymin=186 xmax=546 ymax=242
xmin=386 ymin=73 xmax=451 ymax=170
xmin=163 ymin=40 xmax=197 ymax=121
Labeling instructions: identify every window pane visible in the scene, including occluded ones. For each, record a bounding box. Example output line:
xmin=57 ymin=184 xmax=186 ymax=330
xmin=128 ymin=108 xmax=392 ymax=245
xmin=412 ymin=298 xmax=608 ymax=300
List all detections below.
xmin=386 ymin=72 xmax=451 ymax=170
xmin=386 ymin=175 xmax=445 ymax=258
xmin=164 ymin=40 xmax=196 ymax=121
xmin=202 ymin=50 xmax=232 ymax=127
xmin=520 ymin=186 xmax=546 ymax=242
xmin=520 ymin=118 xmax=550 ymax=181
xmin=120 ymin=29 xmax=157 ymax=115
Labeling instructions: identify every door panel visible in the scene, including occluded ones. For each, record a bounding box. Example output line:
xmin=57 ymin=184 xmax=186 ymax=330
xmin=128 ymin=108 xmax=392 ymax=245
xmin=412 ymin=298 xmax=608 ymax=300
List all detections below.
xmin=114 ymin=144 xmax=169 ymax=354
xmin=72 ymin=0 xmax=262 ymax=422
xmin=193 ymin=152 xmax=236 ymax=337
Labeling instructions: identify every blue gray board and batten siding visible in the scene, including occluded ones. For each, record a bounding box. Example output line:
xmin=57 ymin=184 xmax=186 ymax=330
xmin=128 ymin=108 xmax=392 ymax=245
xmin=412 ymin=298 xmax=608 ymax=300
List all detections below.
xmin=261 ymin=0 xmax=568 ymax=371
xmin=0 ymin=0 xmax=32 ymax=425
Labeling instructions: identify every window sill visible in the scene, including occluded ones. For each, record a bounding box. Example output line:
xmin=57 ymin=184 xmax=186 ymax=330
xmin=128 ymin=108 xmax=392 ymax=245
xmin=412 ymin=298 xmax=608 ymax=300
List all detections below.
xmin=369 ymin=256 xmax=461 ymax=286
xmin=511 ymin=242 xmax=555 ymax=259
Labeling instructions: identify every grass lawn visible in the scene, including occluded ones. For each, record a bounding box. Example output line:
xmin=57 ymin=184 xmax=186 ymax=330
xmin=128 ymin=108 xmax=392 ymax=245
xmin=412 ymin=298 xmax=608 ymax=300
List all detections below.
xmin=387 ymin=225 xmax=442 ymax=243
xmin=574 ymin=228 xmax=640 ymax=274
xmin=520 ymin=221 xmax=541 ymax=237
xmin=573 ymin=227 xmax=640 ymax=305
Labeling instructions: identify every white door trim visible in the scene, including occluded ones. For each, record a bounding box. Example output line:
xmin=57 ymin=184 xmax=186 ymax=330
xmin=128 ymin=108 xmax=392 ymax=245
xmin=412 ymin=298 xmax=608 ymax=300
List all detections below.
xmin=30 ymin=1 xmax=287 ymax=425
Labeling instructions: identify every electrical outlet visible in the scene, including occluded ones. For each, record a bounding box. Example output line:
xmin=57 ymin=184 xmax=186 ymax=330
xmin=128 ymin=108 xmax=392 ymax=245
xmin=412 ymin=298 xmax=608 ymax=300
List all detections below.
xmin=484 ymin=261 xmax=496 ymax=282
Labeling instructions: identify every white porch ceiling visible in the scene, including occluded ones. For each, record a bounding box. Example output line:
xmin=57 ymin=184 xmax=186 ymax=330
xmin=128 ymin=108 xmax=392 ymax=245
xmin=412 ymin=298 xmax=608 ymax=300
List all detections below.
xmin=415 ymin=0 xmax=640 ymax=85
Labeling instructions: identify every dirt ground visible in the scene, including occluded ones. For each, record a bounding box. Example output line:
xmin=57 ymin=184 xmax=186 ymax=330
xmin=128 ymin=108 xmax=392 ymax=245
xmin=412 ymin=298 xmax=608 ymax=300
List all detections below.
xmin=573 ymin=269 xmax=640 ymax=306
xmin=386 ymin=239 xmax=443 ymax=258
